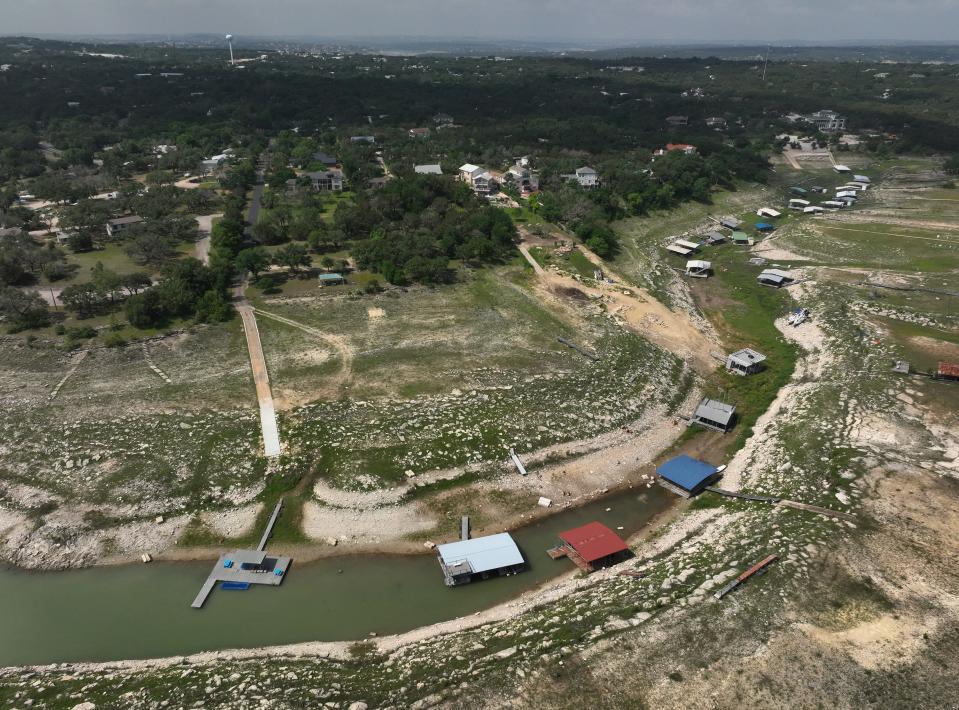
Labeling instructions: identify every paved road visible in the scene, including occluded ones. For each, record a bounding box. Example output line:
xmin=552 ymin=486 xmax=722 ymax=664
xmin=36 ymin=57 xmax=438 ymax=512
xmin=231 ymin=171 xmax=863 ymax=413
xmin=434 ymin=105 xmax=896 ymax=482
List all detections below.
xmin=237 ymin=301 xmax=282 ymax=458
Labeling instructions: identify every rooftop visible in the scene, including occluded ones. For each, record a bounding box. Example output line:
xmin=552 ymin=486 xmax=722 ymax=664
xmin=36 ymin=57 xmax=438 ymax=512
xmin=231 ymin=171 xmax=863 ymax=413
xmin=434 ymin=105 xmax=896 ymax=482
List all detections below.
xmin=729 ymin=348 xmax=767 ymax=366
xmin=559 ymin=522 xmax=628 ymax=563
xmin=938 ymin=361 xmax=959 ymax=378
xmin=657 ymin=455 xmax=719 ymax=492
xmin=694 ymin=397 xmax=736 ymax=426
xmin=437 ymin=533 xmax=524 ymax=574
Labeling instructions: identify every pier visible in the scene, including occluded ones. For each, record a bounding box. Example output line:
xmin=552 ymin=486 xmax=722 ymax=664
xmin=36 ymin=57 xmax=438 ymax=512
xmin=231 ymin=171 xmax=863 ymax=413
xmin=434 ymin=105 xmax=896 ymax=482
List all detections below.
xmin=191 ymin=500 xmax=291 ymax=609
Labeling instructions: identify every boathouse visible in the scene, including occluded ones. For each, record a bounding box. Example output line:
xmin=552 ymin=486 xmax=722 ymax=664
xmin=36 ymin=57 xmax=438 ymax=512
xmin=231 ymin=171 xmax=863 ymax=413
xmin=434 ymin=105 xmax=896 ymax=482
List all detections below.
xmin=656 ymin=455 xmax=721 ymax=497
xmin=690 ymin=396 xmax=736 ymax=433
xmin=757 ymin=269 xmax=794 ymax=288
xmin=436 ymin=532 xmax=525 ymax=586
xmin=726 ymin=348 xmax=767 ymax=375
xmin=551 ymin=522 xmax=629 ymax=572
xmin=937 ymin=361 xmax=959 ymax=381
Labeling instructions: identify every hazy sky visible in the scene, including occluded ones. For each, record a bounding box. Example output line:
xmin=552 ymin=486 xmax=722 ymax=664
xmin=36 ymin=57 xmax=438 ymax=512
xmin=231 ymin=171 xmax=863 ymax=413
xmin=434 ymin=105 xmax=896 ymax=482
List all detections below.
xmin=3 ymin=0 xmax=959 ymax=43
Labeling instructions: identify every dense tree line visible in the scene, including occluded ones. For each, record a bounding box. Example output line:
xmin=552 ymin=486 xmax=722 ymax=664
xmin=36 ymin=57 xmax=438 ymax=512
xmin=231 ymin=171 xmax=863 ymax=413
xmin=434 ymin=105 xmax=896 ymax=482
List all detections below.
xmin=343 ymin=176 xmax=516 ymax=284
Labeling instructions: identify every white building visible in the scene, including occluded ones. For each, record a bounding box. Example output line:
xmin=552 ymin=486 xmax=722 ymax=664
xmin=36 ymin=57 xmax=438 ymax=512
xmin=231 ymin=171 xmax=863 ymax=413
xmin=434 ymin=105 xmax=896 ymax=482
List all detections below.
xmin=563 ymin=166 xmax=600 ymax=188
xmin=808 ymin=110 xmax=847 ymax=133
xmin=414 ymin=164 xmax=443 ymax=175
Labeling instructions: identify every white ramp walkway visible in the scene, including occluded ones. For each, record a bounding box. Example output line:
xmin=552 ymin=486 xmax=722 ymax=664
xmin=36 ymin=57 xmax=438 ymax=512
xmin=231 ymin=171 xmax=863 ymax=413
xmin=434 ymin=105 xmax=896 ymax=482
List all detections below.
xmin=238 ymin=303 xmax=281 ymax=458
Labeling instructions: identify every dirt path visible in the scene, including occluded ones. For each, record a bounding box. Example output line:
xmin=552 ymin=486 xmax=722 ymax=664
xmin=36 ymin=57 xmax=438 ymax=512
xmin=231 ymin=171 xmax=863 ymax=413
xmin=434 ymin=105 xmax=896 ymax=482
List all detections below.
xmin=253 ymin=308 xmax=354 ymax=395
xmin=237 ymin=301 xmax=282 ymax=458
xmin=518 ymin=238 xmax=718 ymax=374
xmin=193 ymin=213 xmax=221 ymax=266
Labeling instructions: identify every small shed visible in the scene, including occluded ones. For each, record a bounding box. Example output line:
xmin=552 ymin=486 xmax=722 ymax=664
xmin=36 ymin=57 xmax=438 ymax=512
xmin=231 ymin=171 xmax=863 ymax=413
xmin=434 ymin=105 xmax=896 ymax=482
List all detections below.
xmin=803 ymin=206 xmax=825 ymax=214
xmin=756 ymin=208 xmax=781 ymax=219
xmin=853 ymin=174 xmax=871 ymax=183
xmin=731 ymin=231 xmax=752 ymax=245
xmin=755 ymin=222 xmax=775 ymax=232
xmin=656 ymin=455 xmax=721 ymax=497
xmin=822 ymin=200 xmax=846 ymax=209
xmin=690 ymin=397 xmax=736 ymax=432
xmin=758 ymin=269 xmax=793 ymax=288
xmin=720 ymin=217 xmax=740 ymax=230
xmin=436 ymin=532 xmax=525 ymax=586
xmin=810 ymin=185 xmax=827 ymax=193
xmin=685 ymin=260 xmax=712 ymax=278
xmin=674 ymin=238 xmax=701 ymax=251
xmin=318 ymin=273 xmax=346 ymax=286
xmin=666 ymin=243 xmax=694 ymax=256
xmin=556 ymin=522 xmax=629 ymax=572
xmin=789 ymin=186 xmax=808 ymax=196
xmin=726 ymin=348 xmax=767 ymax=375
xmin=705 ymin=231 xmax=726 ymax=245
xmin=788 ymin=198 xmax=811 ymax=209
xmin=937 ymin=361 xmax=959 ymax=381
xmin=834 ymin=164 xmax=852 ymax=173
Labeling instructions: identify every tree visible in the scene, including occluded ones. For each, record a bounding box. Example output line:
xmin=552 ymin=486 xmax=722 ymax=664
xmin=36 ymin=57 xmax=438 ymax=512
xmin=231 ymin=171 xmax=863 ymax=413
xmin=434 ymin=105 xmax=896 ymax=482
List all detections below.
xmin=0 ymin=286 xmax=50 ymax=331
xmin=274 ymin=243 xmax=310 ymax=276
xmin=126 ymin=232 xmax=177 ymax=266
xmin=125 ymin=289 xmax=167 ymax=328
xmin=320 ymin=256 xmax=335 ymax=271
xmin=121 ymin=272 xmax=153 ymax=296
xmin=235 ymin=247 xmax=271 ymax=278
xmin=60 ymin=282 xmax=104 ymax=318
xmin=194 ymin=290 xmax=233 ymax=323
xmin=67 ymin=231 xmax=95 ymax=253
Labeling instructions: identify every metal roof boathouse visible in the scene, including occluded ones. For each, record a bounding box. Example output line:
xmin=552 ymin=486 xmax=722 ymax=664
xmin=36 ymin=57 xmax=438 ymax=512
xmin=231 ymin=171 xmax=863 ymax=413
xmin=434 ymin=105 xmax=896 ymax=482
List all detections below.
xmin=656 ymin=455 xmax=722 ymax=498
xmin=437 ymin=533 xmax=525 ymax=586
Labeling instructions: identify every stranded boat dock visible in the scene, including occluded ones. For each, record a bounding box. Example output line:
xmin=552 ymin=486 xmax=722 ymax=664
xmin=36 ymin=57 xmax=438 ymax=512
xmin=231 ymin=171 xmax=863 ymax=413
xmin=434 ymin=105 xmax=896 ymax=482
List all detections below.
xmin=191 ymin=500 xmax=291 ymax=609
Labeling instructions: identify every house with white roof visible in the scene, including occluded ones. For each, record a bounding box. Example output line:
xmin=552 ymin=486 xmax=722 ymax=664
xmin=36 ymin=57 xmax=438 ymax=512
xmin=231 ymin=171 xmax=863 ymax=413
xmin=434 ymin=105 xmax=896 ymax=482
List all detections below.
xmin=563 ymin=166 xmax=600 ymax=188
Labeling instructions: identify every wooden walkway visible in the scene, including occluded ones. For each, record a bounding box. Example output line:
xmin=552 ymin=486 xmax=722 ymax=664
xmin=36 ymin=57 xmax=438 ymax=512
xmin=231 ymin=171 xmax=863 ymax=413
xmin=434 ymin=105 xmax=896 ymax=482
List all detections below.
xmin=257 ymin=500 xmax=284 ymax=552
xmin=705 ymin=487 xmax=856 ymax=522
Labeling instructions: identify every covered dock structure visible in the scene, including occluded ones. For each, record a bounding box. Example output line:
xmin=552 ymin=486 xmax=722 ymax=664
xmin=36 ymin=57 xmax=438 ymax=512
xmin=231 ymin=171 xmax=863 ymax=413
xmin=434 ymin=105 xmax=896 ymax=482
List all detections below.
xmin=758 ymin=269 xmax=794 ymax=288
xmin=937 ymin=361 xmax=959 ymax=382
xmin=726 ymin=348 xmax=767 ymax=375
xmin=437 ymin=532 xmax=525 ymax=586
xmin=550 ymin=522 xmax=629 ymax=573
xmin=685 ymin=260 xmax=712 ymax=278
xmin=656 ymin=455 xmax=721 ymax=498
xmin=690 ymin=396 xmax=736 ymax=432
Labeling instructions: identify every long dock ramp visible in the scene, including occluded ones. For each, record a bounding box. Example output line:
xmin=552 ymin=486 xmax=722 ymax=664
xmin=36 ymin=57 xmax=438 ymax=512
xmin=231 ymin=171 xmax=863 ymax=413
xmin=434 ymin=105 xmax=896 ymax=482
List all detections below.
xmin=258 ymin=500 xmax=284 ymax=552
xmin=705 ymin=487 xmax=856 ymax=521
xmin=705 ymin=487 xmax=781 ymax=503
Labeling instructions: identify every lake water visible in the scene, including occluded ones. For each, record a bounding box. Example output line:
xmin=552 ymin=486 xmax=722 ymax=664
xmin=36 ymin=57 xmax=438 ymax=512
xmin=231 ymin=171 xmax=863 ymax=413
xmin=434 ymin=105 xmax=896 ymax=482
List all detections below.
xmin=0 ymin=485 xmax=672 ymax=667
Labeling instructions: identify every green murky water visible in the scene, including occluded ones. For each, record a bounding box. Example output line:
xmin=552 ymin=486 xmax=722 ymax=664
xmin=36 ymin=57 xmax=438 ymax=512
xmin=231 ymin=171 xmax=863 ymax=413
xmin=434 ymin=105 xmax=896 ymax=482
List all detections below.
xmin=0 ymin=485 xmax=671 ymax=666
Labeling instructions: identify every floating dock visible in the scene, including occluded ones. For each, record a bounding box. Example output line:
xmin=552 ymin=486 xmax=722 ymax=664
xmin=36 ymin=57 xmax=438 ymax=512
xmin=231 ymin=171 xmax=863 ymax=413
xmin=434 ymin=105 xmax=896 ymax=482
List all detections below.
xmin=191 ymin=500 xmax=290 ymax=609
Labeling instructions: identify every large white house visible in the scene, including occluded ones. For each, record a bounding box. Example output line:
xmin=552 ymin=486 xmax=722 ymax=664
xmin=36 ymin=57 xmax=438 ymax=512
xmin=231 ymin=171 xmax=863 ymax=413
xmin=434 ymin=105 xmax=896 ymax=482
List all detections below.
xmin=459 ymin=163 xmax=494 ymax=195
xmin=563 ymin=166 xmax=600 ymax=188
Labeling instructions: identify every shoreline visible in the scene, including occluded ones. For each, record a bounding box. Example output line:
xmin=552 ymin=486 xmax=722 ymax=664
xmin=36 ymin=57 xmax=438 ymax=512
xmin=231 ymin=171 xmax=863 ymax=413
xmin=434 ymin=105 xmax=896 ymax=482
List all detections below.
xmin=0 ymin=494 xmax=688 ymax=672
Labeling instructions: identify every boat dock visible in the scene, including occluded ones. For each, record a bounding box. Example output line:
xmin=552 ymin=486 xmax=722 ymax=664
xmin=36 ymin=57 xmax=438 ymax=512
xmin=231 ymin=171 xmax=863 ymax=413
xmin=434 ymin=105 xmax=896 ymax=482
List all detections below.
xmin=258 ymin=499 xmax=283 ymax=551
xmin=191 ymin=500 xmax=291 ymax=609
xmin=509 ymin=448 xmax=528 ymax=476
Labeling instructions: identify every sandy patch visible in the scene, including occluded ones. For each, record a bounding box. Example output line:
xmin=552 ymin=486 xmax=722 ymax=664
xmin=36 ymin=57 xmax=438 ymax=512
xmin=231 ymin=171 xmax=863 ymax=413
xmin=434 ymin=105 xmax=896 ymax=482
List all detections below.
xmin=302 ymin=501 xmax=436 ymax=544
xmin=200 ymin=503 xmax=262 ymax=538
xmin=800 ymin=613 xmax=939 ymax=670
xmin=367 ymin=307 xmax=386 ymax=320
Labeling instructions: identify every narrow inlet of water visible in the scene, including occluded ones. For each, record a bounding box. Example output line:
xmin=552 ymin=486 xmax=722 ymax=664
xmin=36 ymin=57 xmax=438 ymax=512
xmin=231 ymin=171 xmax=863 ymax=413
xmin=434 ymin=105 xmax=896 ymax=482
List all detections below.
xmin=0 ymin=484 xmax=672 ymax=667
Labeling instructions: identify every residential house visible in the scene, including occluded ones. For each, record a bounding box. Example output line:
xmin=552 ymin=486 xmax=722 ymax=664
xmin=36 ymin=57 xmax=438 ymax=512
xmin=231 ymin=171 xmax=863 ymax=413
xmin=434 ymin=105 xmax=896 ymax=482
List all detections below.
xmin=665 ymin=115 xmax=689 ymax=127
xmin=306 ymin=168 xmax=344 ymax=192
xmin=563 ymin=166 xmax=600 ymax=188
xmin=106 ymin=215 xmax=144 ymax=237
xmin=665 ymin=143 xmax=698 ymax=155
xmin=459 ymin=163 xmax=495 ymax=195
xmin=312 ymin=152 xmax=338 ymax=167
xmin=350 ymin=135 xmax=376 ymax=144
xmin=432 ymin=113 xmax=454 ymax=126
xmin=705 ymin=117 xmax=727 ymax=129
xmin=808 ymin=110 xmax=847 ymax=133
xmin=408 ymin=127 xmax=431 ymax=139
xmin=505 ymin=160 xmax=539 ymax=193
